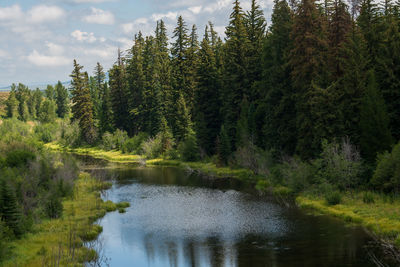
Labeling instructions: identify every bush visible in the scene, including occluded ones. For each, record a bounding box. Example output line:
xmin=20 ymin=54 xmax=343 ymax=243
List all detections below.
xmin=141 ymin=135 xmax=162 ymax=159
xmin=121 ymin=132 xmax=148 ymax=154
xmin=362 ymin=192 xmax=375 ymax=204
xmin=59 ymin=120 xmax=81 ymax=147
xmin=325 ymin=190 xmax=342 ymax=205
xmin=280 ymin=158 xmax=316 ymax=193
xmin=234 ymin=142 xmax=273 ymax=175
xmin=34 ymin=123 xmax=57 ymax=143
xmin=44 ymin=192 xmax=63 ymax=219
xmin=316 ymin=139 xmax=363 ymax=190
xmin=371 ymin=142 xmax=400 ymax=193
xmin=5 ymin=149 xmax=36 ymax=167
xmin=0 ymin=119 xmax=30 ymax=143
xmin=101 ymin=129 xmax=128 ymax=151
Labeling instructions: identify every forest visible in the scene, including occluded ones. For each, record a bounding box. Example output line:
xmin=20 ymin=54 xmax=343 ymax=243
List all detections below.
xmin=1 ymin=0 xmax=400 ymax=264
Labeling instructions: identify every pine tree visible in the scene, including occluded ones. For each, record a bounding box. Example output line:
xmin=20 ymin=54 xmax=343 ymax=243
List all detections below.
xmin=217 ymin=125 xmax=232 ymax=166
xmin=244 ymin=0 xmax=266 ymax=101
xmin=16 ymin=83 xmax=30 ymax=121
xmin=261 ymin=0 xmax=296 ymax=154
xmin=222 ymin=0 xmax=250 ymax=150
xmin=127 ymin=33 xmax=146 ymax=134
xmin=39 ymin=99 xmax=57 ymax=123
xmin=194 ymin=26 xmax=222 ymax=155
xmin=359 ymin=70 xmax=393 ymax=162
xmin=45 ymin=85 xmax=56 ymax=100
xmin=33 ymin=88 xmax=43 ymax=119
xmin=55 ymin=81 xmax=69 ymax=118
xmin=290 ymin=0 xmax=330 ymax=158
xmin=99 ymin=82 xmax=114 ymax=134
xmin=70 ymin=60 xmax=97 ymax=144
xmin=185 ymin=24 xmax=199 ymax=113
xmin=0 ymin=179 xmax=22 ymax=237
xmin=6 ymin=85 xmax=18 ymax=118
xmin=92 ymin=62 xmax=106 ymax=122
xmin=175 ymin=92 xmax=192 ymax=142
xmin=109 ymin=49 xmax=130 ymax=132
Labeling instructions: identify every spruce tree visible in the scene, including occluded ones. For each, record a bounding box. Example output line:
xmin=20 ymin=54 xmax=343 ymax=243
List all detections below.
xmin=16 ymin=83 xmax=30 ymax=121
xmin=175 ymin=92 xmax=192 ymax=142
xmin=99 ymin=82 xmax=114 ymax=134
xmin=55 ymin=81 xmax=69 ymax=118
xmin=45 ymin=85 xmax=56 ymax=100
xmin=194 ymin=26 xmax=222 ymax=155
xmin=92 ymin=62 xmax=106 ymax=122
xmin=0 ymin=179 xmax=22 ymax=237
xmin=39 ymin=99 xmax=57 ymax=123
xmin=222 ymin=0 xmax=250 ymax=151
xmin=359 ymin=70 xmax=393 ymax=162
xmin=109 ymin=49 xmax=130 ymax=132
xmin=6 ymin=85 xmax=18 ymax=118
xmin=70 ymin=60 xmax=97 ymax=144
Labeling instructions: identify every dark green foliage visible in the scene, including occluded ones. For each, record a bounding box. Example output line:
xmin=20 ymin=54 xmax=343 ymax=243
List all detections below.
xmin=6 ymin=86 xmax=18 ymax=118
xmin=359 ymin=70 xmax=392 ymax=162
xmin=217 ymin=125 xmax=231 ymax=166
xmin=362 ymin=191 xmax=375 ymax=203
xmin=325 ymin=190 xmax=342 ymax=205
xmin=371 ymin=142 xmax=400 ymax=192
xmin=99 ymin=83 xmax=114 ymax=134
xmin=45 ymin=85 xmax=56 ymax=100
xmin=55 ymin=81 xmax=69 ymax=118
xmin=44 ymin=192 xmax=63 ymax=219
xmin=178 ymin=129 xmax=199 ymax=162
xmin=5 ymin=149 xmax=36 ymax=168
xmin=0 ymin=179 xmax=23 ymax=237
xmin=38 ymin=99 xmax=57 ymax=123
xmin=34 ymin=123 xmax=58 ymax=143
xmin=122 ymin=133 xmax=149 ymax=154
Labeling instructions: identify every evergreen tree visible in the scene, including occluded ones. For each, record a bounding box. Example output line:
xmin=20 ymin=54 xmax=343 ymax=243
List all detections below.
xmin=217 ymin=125 xmax=231 ymax=166
xmin=244 ymin=0 xmax=266 ymax=101
xmin=70 ymin=60 xmax=97 ymax=144
xmin=109 ymin=49 xmax=130 ymax=132
xmin=261 ymin=0 xmax=296 ymax=154
xmin=194 ymin=26 xmax=221 ymax=155
xmin=289 ymin=0 xmax=330 ymax=158
xmin=55 ymin=81 xmax=69 ymax=118
xmin=359 ymin=70 xmax=393 ymax=162
xmin=185 ymin=24 xmax=199 ymax=113
xmin=39 ymin=99 xmax=57 ymax=123
xmin=99 ymin=83 xmax=114 ymax=134
xmin=222 ymin=0 xmax=250 ymax=150
xmin=0 ymin=179 xmax=22 ymax=237
xmin=33 ymin=88 xmax=43 ymax=119
xmin=6 ymin=85 xmax=18 ymax=118
xmin=16 ymin=83 xmax=30 ymax=121
xmin=45 ymin=85 xmax=56 ymax=100
xmin=175 ymin=92 xmax=192 ymax=142
xmin=92 ymin=62 xmax=106 ymax=122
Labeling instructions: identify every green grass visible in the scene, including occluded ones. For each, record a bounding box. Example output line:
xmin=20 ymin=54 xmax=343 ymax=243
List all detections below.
xmin=2 ymin=173 xmax=123 ymax=267
xmin=297 ymin=192 xmax=400 ymax=246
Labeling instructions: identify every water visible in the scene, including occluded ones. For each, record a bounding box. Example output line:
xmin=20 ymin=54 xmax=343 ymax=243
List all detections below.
xmin=79 ymin=158 xmax=388 ymax=267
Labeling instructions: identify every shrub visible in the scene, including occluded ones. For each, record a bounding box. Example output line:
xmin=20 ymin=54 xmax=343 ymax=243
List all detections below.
xmin=280 ymin=157 xmax=316 ymax=193
xmin=101 ymin=132 xmax=115 ymax=150
xmin=59 ymin=120 xmax=81 ymax=147
xmin=121 ymin=132 xmax=148 ymax=154
xmin=141 ymin=135 xmax=162 ymax=159
xmin=325 ymin=190 xmax=342 ymax=205
xmin=34 ymin=123 xmax=57 ymax=143
xmin=0 ymin=119 xmax=30 ymax=143
xmin=44 ymin=192 xmax=63 ymax=219
xmin=5 ymin=149 xmax=36 ymax=167
xmin=316 ymin=138 xmax=363 ymax=190
xmin=362 ymin=192 xmax=375 ymax=204
xmin=101 ymin=129 xmax=128 ymax=151
xmin=371 ymin=142 xmax=400 ymax=193
xmin=235 ymin=142 xmax=273 ymax=175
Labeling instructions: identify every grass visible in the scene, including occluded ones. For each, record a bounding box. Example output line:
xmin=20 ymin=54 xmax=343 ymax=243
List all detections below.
xmin=297 ymin=192 xmax=400 ymax=246
xmin=45 ymin=142 xmax=142 ymax=164
xmin=2 ymin=172 xmax=128 ymax=267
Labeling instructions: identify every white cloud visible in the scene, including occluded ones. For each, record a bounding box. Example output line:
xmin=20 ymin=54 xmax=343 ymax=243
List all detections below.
xmin=83 ymin=7 xmax=115 ymax=25
xmin=28 ymin=5 xmax=65 ymax=23
xmin=203 ymin=0 xmax=231 ymax=13
xmin=0 ymin=49 xmax=9 ymax=59
xmin=71 ymin=30 xmax=97 ymax=43
xmin=188 ymin=6 xmax=202 ymax=14
xmin=84 ymin=46 xmax=117 ymax=59
xmin=151 ymin=11 xmax=178 ymax=22
xmin=73 ymin=0 xmax=115 ymax=2
xmin=46 ymin=42 xmax=65 ymax=55
xmin=117 ymin=38 xmax=132 ymax=50
xmin=27 ymin=50 xmax=70 ymax=67
xmin=0 ymin=5 xmax=23 ymax=21
xmin=121 ymin=18 xmax=149 ymax=34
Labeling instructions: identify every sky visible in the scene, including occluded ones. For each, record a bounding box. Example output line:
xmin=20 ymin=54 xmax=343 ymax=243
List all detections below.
xmin=0 ymin=0 xmax=273 ymax=87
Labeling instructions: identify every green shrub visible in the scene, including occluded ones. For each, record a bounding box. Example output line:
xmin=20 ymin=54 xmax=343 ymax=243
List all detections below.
xmin=101 ymin=129 xmax=128 ymax=151
xmin=101 ymin=132 xmax=115 ymax=150
xmin=121 ymin=132 xmax=148 ymax=154
xmin=59 ymin=120 xmax=81 ymax=147
xmin=44 ymin=192 xmax=63 ymax=219
xmin=362 ymin=192 xmax=375 ymax=204
xmin=0 ymin=119 xmax=30 ymax=142
xmin=34 ymin=123 xmax=57 ymax=143
xmin=371 ymin=142 xmax=400 ymax=192
xmin=5 ymin=149 xmax=36 ymax=167
xmin=281 ymin=158 xmax=316 ymax=193
xmin=141 ymin=135 xmax=163 ymax=159
xmin=325 ymin=191 xmax=342 ymax=205
xmin=235 ymin=142 xmax=273 ymax=175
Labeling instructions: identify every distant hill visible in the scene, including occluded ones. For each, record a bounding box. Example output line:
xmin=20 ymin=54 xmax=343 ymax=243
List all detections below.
xmin=0 ymin=81 xmax=71 ymax=92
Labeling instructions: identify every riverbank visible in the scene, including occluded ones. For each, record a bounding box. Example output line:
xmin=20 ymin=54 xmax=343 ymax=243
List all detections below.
xmin=45 ymin=142 xmax=400 ymax=252
xmin=2 ymin=172 xmax=128 ymax=267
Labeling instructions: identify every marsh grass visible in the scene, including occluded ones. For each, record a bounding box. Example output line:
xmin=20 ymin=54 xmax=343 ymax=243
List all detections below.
xmin=2 ymin=172 xmax=120 ymax=267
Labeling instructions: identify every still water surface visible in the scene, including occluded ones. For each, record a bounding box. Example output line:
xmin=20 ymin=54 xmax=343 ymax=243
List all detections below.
xmin=81 ymin=158 xmax=384 ymax=267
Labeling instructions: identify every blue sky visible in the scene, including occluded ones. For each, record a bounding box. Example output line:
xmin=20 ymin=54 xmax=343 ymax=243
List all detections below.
xmin=0 ymin=0 xmax=273 ymax=87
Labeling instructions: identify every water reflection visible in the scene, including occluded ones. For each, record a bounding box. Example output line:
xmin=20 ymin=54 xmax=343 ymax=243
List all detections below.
xmin=88 ymin=166 xmax=378 ymax=267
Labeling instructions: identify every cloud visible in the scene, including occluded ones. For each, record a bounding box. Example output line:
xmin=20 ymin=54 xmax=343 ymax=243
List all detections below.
xmin=71 ymin=30 xmax=97 ymax=43
xmin=0 ymin=5 xmax=23 ymax=21
xmin=203 ymin=0 xmax=231 ymax=13
xmin=188 ymin=6 xmax=202 ymax=14
xmin=27 ymin=50 xmax=70 ymax=67
xmin=84 ymin=45 xmax=117 ymax=59
xmin=151 ymin=11 xmax=178 ymax=22
xmin=28 ymin=5 xmax=65 ymax=23
xmin=121 ymin=17 xmax=150 ymax=35
xmin=73 ymin=0 xmax=115 ymax=2
xmin=83 ymin=7 xmax=115 ymax=25
xmin=0 ymin=49 xmax=9 ymax=59
xmin=47 ymin=42 xmax=65 ymax=55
